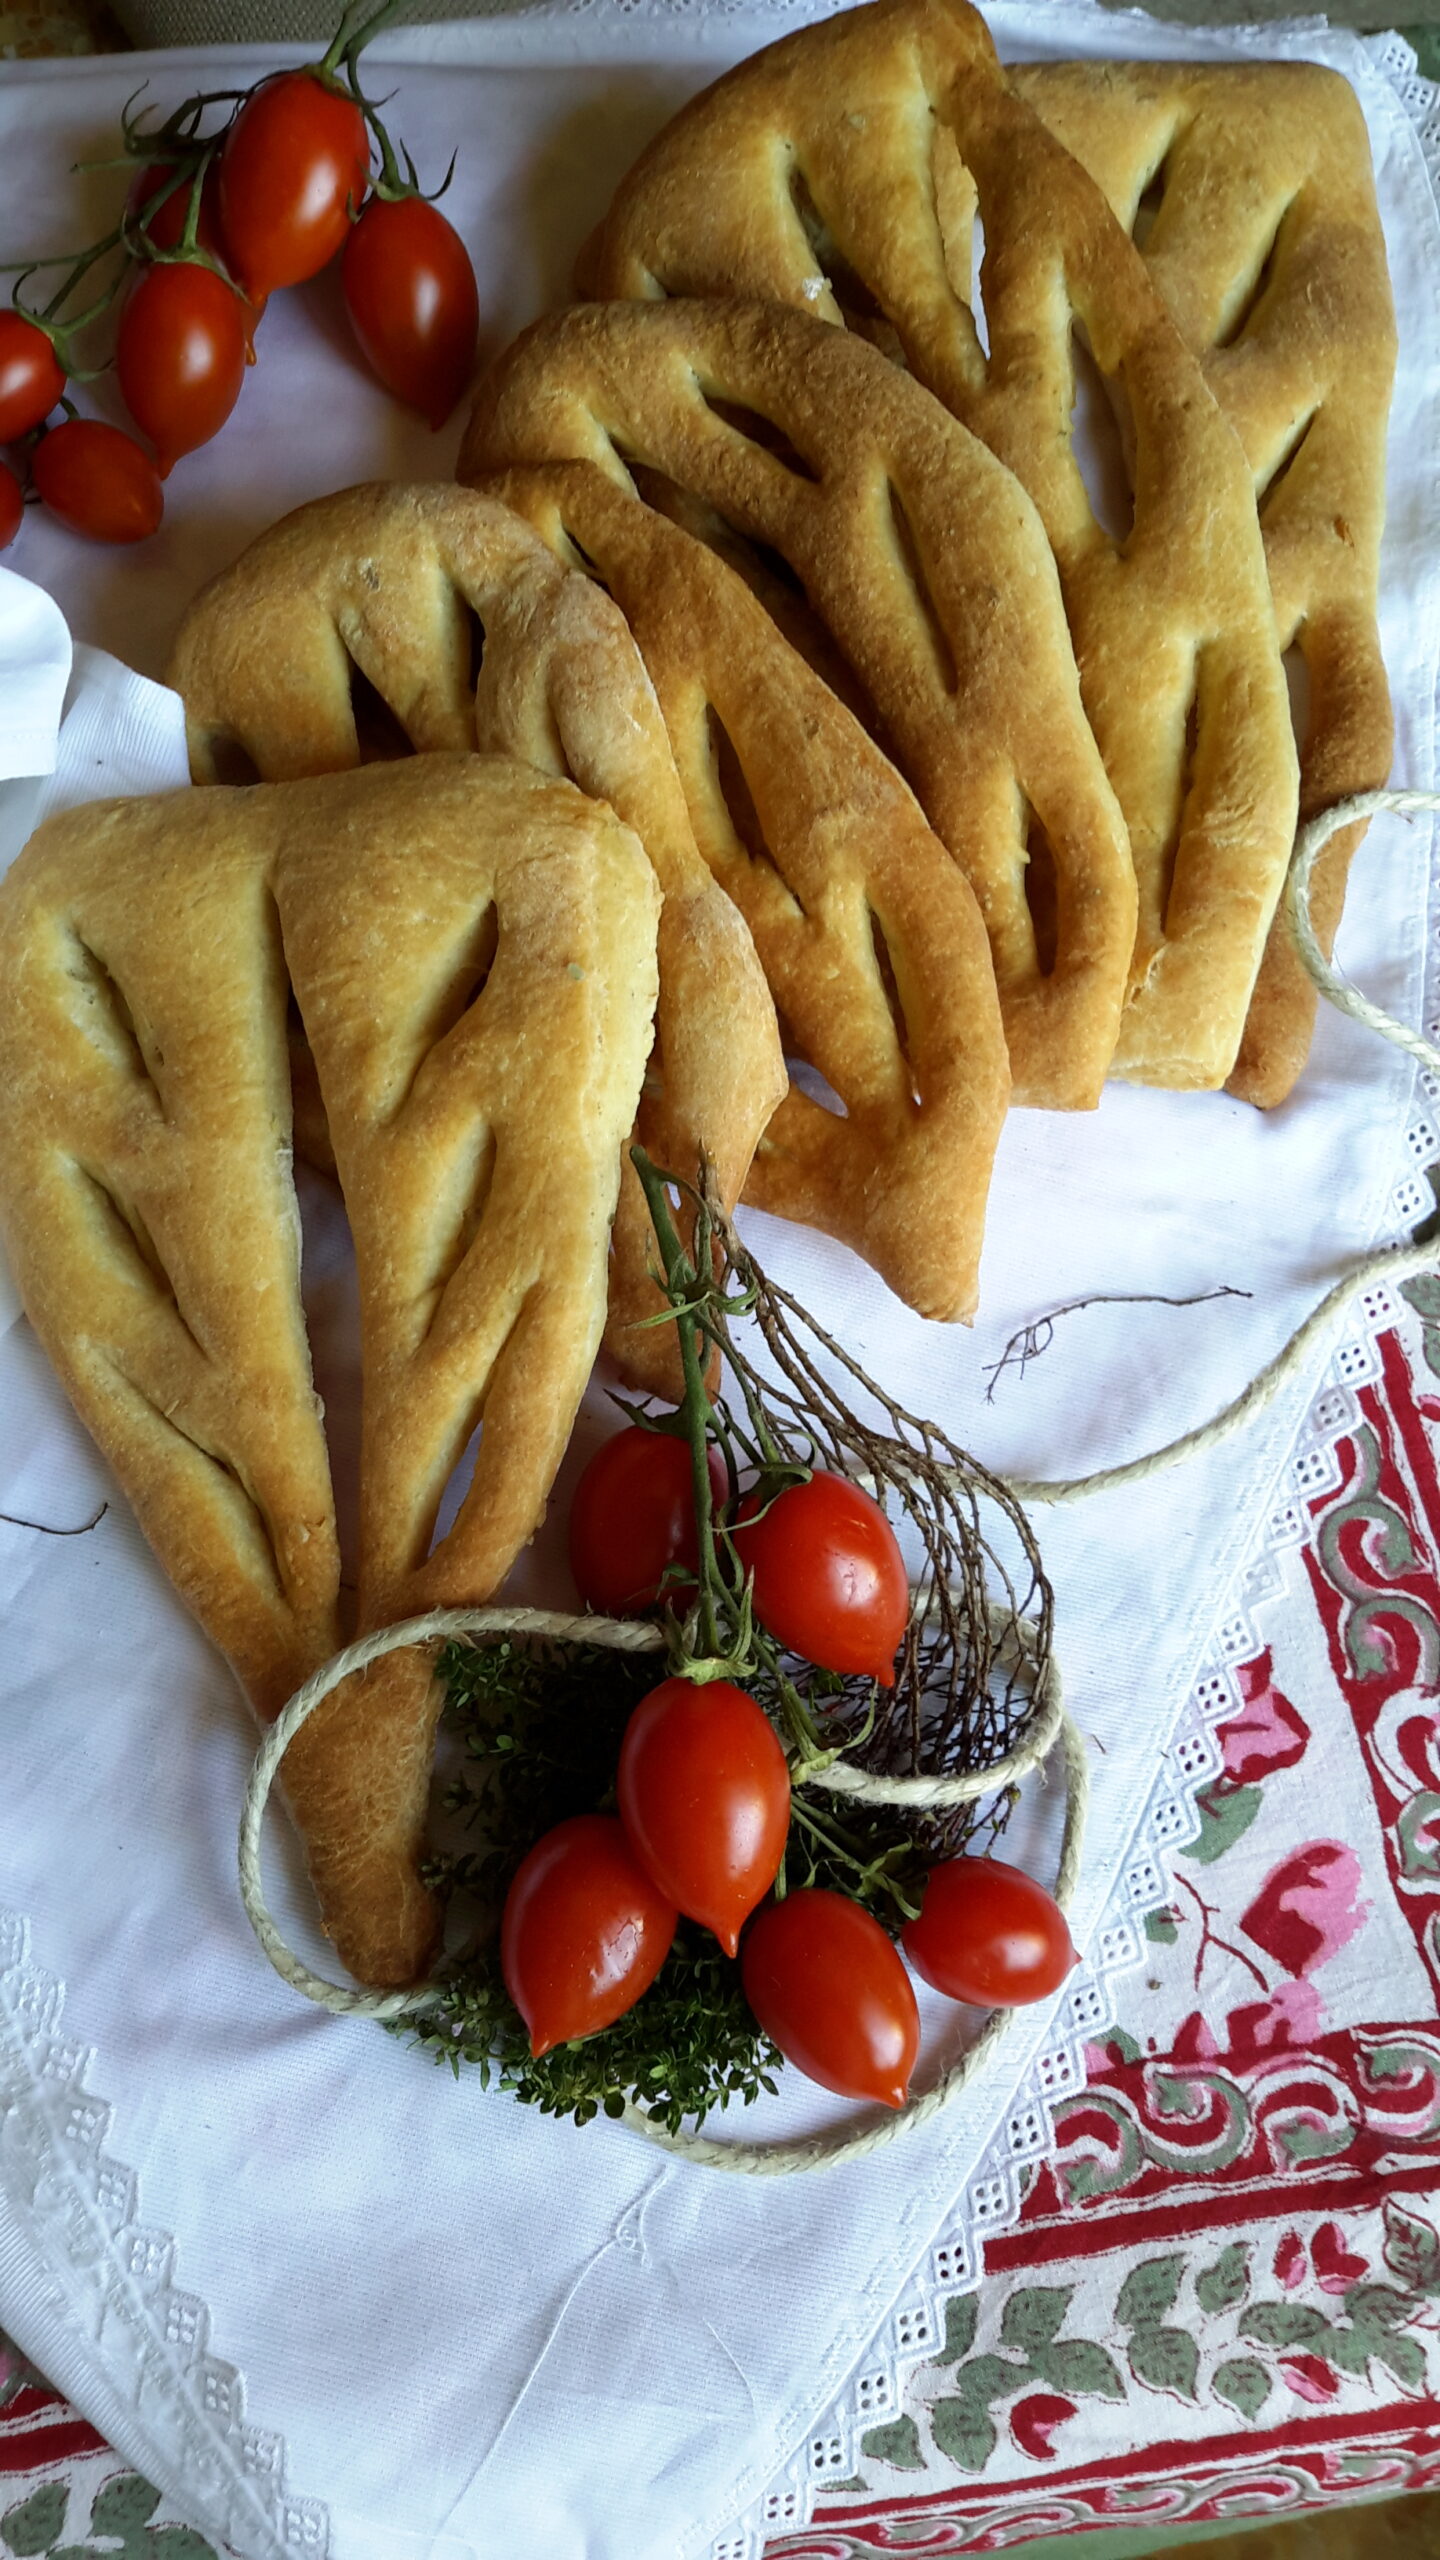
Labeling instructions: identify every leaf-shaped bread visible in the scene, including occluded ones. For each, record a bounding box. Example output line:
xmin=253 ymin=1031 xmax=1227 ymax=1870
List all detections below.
xmin=489 ymin=458 xmax=1009 ymax=1320
xmin=0 ymin=792 xmax=340 ymax=1719
xmin=1013 ymin=57 xmax=1395 ymax=1105
xmin=576 ymin=0 xmax=1302 ymax=1091
xmin=462 ymin=300 xmax=1135 ymax=1113
xmin=169 ymin=482 xmax=784 ymax=1396
xmin=0 ymin=757 xmax=661 ymax=1987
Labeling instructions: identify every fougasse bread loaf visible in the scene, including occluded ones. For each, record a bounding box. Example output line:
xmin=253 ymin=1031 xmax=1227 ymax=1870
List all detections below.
xmin=1013 ymin=57 xmax=1396 ymax=1106
xmin=575 ymin=0 xmax=1302 ymax=1093
xmin=0 ymin=756 xmax=661 ymax=1987
xmin=461 ymin=300 xmax=1137 ymax=1115
xmin=169 ymin=483 xmax=785 ymax=1397
xmin=487 ymin=458 xmax=1011 ymax=1320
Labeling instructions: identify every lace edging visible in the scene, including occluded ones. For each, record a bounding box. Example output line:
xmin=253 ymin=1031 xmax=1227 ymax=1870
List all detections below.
xmin=0 ymin=1911 xmax=330 ymax=2560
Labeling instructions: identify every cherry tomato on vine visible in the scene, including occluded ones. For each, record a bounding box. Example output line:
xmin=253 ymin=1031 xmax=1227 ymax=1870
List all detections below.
xmin=741 ymin=1889 xmax=919 ymax=2108
xmin=902 ymin=1857 xmax=1076 ymax=2009
xmin=501 ymin=1813 xmax=677 ymax=2058
xmin=126 ymin=161 xmax=265 ymax=358
xmin=127 ymin=157 xmax=229 ymax=260
xmin=617 ymin=1677 xmax=790 ymax=1955
xmin=731 ymin=1471 xmax=909 ymax=1686
xmin=32 ymin=421 xmax=162 ymax=544
xmin=218 ymin=73 xmax=371 ymax=296
xmin=568 ymin=1426 xmax=726 ymax=1617
xmin=117 ymin=262 xmax=249 ymax=478
xmin=0 ymin=461 xmax=23 ymax=551
xmin=0 ymin=311 xmax=65 ymax=443
xmin=341 ymin=194 xmax=479 ymax=428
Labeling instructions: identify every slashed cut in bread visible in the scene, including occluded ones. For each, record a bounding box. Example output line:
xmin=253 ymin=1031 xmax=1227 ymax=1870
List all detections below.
xmin=462 ymin=300 xmax=1136 ymax=1114
xmin=1013 ymin=58 xmax=1395 ymax=1106
xmin=576 ymin=0 xmax=1301 ymax=1092
xmin=488 ymin=459 xmax=1010 ymax=1320
xmin=0 ymin=757 xmax=661 ymax=1986
xmin=169 ymin=483 xmax=785 ymax=1397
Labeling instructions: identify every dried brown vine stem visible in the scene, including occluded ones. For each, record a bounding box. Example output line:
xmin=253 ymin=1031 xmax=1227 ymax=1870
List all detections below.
xmin=0 ymin=1500 xmax=108 ymax=1536
xmin=667 ymin=1160 xmax=1056 ymax=1866
xmin=983 ymin=1285 xmax=1253 ymax=1401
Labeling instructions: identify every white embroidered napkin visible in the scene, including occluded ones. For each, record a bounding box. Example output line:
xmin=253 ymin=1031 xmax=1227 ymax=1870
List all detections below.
xmin=0 ymin=11 xmax=1437 ymax=2560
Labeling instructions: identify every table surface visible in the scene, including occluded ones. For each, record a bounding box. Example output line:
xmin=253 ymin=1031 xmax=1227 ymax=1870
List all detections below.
xmin=3 ymin=7 xmax=1440 ymax=2560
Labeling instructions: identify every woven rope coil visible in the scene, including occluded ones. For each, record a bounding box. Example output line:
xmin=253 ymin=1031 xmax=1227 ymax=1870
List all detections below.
xmin=239 ymin=787 xmax=1439 ymax=2168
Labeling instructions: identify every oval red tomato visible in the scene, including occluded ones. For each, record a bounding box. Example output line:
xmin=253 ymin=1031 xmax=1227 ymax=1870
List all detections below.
xmin=0 ymin=461 xmax=22 ymax=550
xmin=741 ymin=1888 xmax=919 ymax=2108
xmin=902 ymin=1856 xmax=1076 ymax=2008
xmin=501 ymin=1813 xmax=677 ymax=2059
xmin=731 ymin=1471 xmax=910 ymax=1686
xmin=618 ymin=1676 xmax=790 ymax=1955
xmin=569 ymin=1426 xmax=726 ymax=1617
xmin=218 ymin=73 xmax=371 ymax=296
xmin=341 ymin=194 xmax=479 ymax=429
xmin=32 ymin=421 xmax=163 ymax=544
xmin=127 ymin=163 xmax=265 ymax=357
xmin=117 ymin=262 xmax=249 ymax=477
xmin=127 ymin=158 xmax=228 ymax=259
xmin=0 ymin=311 xmax=65 ymax=443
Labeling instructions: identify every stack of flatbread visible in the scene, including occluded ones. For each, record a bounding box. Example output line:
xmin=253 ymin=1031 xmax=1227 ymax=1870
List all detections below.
xmin=0 ymin=0 xmax=1397 ymax=1988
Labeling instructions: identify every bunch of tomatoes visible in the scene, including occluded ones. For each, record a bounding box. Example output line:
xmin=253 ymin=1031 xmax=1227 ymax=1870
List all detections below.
xmin=0 ymin=0 xmax=478 ymax=552
xmin=499 ymin=1425 xmax=1077 ymax=2112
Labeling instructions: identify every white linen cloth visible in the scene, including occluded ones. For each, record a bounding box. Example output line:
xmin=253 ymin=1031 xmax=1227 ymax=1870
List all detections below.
xmin=0 ymin=8 xmax=1437 ymax=2558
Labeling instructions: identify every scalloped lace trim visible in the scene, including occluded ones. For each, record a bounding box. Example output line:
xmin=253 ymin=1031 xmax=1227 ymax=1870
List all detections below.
xmin=0 ymin=1911 xmax=330 ymax=2558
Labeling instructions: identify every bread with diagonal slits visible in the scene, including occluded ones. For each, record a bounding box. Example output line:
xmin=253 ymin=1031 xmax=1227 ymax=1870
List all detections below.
xmin=575 ymin=0 xmax=1301 ymax=1091
xmin=1013 ymin=56 xmax=1395 ymax=1106
xmin=488 ymin=457 xmax=1010 ymax=1318
xmin=462 ymin=299 xmax=1136 ymax=1113
xmin=169 ymin=482 xmax=784 ymax=1396
xmin=0 ymin=756 xmax=660 ymax=1985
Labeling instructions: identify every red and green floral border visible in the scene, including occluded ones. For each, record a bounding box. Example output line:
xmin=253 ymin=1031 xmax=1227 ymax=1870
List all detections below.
xmin=771 ymin=1315 xmax=1440 ymax=2555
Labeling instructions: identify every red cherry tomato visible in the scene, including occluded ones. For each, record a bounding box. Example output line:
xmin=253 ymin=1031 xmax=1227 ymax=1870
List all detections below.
xmin=127 ymin=158 xmax=228 ymax=259
xmin=617 ymin=1677 xmax=790 ymax=1956
xmin=902 ymin=1857 xmax=1076 ymax=2008
xmin=218 ymin=73 xmax=371 ymax=296
xmin=731 ymin=1472 xmax=910 ymax=1686
xmin=341 ymin=194 xmax=479 ymax=429
xmin=742 ymin=1889 xmax=919 ymax=2108
xmin=501 ymin=1813 xmax=677 ymax=2059
xmin=116 ymin=262 xmax=249 ymax=478
xmin=0 ymin=461 xmax=22 ymax=550
xmin=126 ymin=162 xmax=264 ymax=358
xmin=32 ymin=421 xmax=162 ymax=544
xmin=569 ymin=1427 xmax=727 ymax=1617
xmin=0 ymin=311 xmax=65 ymax=443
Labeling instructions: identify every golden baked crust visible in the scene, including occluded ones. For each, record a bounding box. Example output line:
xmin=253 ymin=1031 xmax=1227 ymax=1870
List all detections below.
xmin=1013 ymin=58 xmax=1395 ymax=1106
xmin=488 ymin=459 xmax=1010 ymax=1319
xmin=169 ymin=482 xmax=784 ymax=1395
xmin=577 ymin=0 xmax=1301 ymax=1091
xmin=462 ymin=300 xmax=1136 ymax=1113
xmin=0 ymin=757 xmax=661 ymax=1986
xmin=0 ymin=794 xmax=341 ymax=1721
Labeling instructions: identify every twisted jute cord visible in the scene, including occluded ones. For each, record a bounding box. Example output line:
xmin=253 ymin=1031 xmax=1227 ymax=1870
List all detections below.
xmin=239 ymin=789 xmax=1436 ymax=2166
xmin=1004 ymin=790 xmax=1440 ymax=1506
